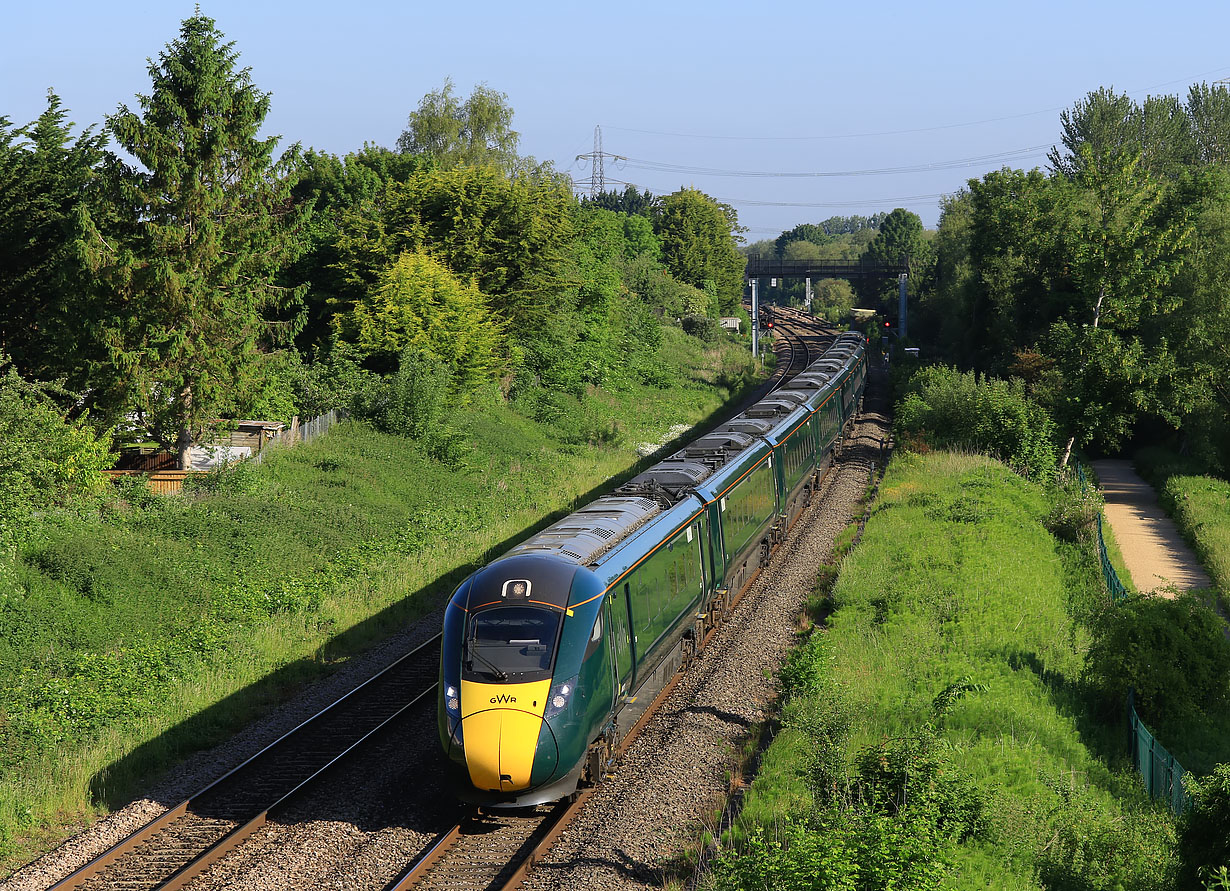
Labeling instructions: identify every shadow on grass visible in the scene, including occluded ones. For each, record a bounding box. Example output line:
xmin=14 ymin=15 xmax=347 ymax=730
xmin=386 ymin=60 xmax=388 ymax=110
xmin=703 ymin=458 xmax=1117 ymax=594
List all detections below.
xmin=87 ymin=375 xmax=775 ymax=814
xmin=1000 ymin=647 xmax=1145 ymax=792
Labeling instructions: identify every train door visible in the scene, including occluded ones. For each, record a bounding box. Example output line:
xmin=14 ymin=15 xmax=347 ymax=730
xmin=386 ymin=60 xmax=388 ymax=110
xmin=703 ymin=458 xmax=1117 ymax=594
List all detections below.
xmin=607 ymin=583 xmax=636 ymax=697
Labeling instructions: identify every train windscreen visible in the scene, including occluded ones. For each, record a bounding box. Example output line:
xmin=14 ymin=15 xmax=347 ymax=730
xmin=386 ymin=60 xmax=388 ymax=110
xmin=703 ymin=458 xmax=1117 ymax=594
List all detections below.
xmin=464 ymin=606 xmax=562 ymax=681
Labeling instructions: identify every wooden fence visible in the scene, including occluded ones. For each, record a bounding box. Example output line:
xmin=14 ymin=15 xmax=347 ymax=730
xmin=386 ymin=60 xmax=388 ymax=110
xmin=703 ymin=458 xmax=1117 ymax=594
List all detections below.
xmin=102 ymin=469 xmax=196 ymax=496
xmin=104 ymin=411 xmax=348 ymax=494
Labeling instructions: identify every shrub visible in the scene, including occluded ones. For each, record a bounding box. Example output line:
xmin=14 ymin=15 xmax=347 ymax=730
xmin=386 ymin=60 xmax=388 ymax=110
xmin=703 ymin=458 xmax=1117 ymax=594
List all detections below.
xmin=681 ymin=313 xmax=721 ymax=343
xmin=1045 ymin=474 xmax=1104 ymax=541
xmin=1177 ymin=763 xmax=1230 ymax=889
xmin=895 ymin=366 xmax=1057 ymax=479
xmin=1084 ymin=593 xmax=1230 ymax=730
xmin=378 ymin=348 xmax=453 ymax=440
xmin=0 ymin=359 xmax=112 ymax=549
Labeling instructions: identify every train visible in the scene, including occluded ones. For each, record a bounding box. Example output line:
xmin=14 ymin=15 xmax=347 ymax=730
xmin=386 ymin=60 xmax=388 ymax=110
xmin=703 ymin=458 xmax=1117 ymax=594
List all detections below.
xmin=437 ymin=330 xmax=869 ymax=807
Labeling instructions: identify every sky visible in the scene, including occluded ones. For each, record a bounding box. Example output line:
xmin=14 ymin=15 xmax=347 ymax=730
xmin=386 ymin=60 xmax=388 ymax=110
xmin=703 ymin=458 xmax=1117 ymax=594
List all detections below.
xmin=4 ymin=1 xmax=1230 ymax=238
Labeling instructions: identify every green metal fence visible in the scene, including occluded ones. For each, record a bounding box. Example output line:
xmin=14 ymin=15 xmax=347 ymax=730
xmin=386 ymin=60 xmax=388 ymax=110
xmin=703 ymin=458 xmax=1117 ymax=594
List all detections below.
xmin=1128 ymin=690 xmax=1189 ymax=813
xmin=1079 ymin=463 xmax=1189 ymax=813
xmin=1096 ymin=514 xmax=1130 ymax=602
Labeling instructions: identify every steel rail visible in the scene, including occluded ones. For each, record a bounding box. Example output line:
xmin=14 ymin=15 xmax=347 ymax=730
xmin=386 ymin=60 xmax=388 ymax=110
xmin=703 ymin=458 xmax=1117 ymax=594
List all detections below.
xmin=384 ymin=352 xmax=834 ymax=891
xmin=51 ymin=634 xmax=443 ymax=891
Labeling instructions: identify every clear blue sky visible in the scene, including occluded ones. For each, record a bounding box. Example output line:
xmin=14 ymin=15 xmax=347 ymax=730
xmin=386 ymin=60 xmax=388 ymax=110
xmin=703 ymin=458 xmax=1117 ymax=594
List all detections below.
xmin=5 ymin=1 xmax=1229 ymax=235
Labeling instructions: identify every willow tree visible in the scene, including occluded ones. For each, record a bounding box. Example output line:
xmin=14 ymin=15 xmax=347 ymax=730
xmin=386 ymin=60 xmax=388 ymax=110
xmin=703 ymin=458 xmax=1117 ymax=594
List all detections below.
xmin=98 ymin=13 xmax=304 ymax=468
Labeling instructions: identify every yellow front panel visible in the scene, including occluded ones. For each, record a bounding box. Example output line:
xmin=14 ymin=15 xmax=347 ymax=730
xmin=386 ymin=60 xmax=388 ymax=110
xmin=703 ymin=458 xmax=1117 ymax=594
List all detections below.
xmin=460 ymin=680 xmax=551 ymax=792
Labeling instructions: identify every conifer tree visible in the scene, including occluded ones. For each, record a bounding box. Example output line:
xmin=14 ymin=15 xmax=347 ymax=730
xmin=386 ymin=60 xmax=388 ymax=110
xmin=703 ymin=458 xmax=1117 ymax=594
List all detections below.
xmin=0 ymin=93 xmax=108 ymax=393
xmin=98 ymin=12 xmax=305 ymax=468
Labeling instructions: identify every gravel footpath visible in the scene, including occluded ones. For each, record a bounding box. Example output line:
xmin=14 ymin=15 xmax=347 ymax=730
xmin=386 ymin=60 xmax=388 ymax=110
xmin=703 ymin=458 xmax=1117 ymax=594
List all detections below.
xmin=521 ymin=367 xmax=892 ymax=891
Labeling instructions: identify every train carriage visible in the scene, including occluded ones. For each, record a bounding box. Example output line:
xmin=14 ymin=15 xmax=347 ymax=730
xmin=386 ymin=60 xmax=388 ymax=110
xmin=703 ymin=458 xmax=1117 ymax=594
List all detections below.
xmin=439 ymin=332 xmax=868 ymax=807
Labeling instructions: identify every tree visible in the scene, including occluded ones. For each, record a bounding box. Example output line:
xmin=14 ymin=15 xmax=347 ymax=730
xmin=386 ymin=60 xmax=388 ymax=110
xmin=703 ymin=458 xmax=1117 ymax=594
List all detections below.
xmin=338 ymin=163 xmax=573 ymax=335
xmin=1186 ymin=82 xmax=1230 ymax=166
xmin=656 ymin=188 xmax=745 ymax=315
xmin=582 ymin=185 xmax=657 ymax=218
xmin=811 ymin=278 xmax=856 ymax=322
xmin=396 ymin=79 xmax=524 ymax=174
xmin=865 ymin=207 xmax=931 ymax=267
xmin=98 ymin=13 xmax=306 ymax=468
xmin=1048 ymin=144 xmax=1191 ymax=465
xmin=350 ymin=250 xmax=503 ymax=391
xmin=774 ymin=222 xmax=830 ymax=257
xmin=0 ymin=93 xmax=109 ymax=393
xmin=820 ymin=212 xmax=887 ymax=234
xmin=1049 ymin=87 xmax=1193 ymax=180
xmin=288 ymin=145 xmax=424 ymax=353
xmin=1163 ymin=167 xmax=1230 ymax=470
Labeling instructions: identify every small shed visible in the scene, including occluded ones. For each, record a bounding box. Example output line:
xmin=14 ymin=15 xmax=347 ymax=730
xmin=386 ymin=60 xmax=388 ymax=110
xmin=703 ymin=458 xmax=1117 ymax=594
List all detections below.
xmin=221 ymin=420 xmax=288 ymax=454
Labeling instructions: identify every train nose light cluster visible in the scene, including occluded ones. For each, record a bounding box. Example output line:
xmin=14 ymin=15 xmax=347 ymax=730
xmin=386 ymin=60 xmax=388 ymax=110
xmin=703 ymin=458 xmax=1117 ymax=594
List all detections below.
xmin=446 ymin=685 xmax=460 ymax=713
xmin=545 ymin=676 xmax=577 ymax=718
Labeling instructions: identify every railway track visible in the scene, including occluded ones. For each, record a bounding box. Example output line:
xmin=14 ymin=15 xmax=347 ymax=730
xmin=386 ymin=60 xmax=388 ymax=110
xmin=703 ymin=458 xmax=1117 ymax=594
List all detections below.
xmin=49 ymin=636 xmax=443 ymax=891
xmin=42 ymin=310 xmax=841 ymax=891
xmin=767 ymin=306 xmax=833 ymax=393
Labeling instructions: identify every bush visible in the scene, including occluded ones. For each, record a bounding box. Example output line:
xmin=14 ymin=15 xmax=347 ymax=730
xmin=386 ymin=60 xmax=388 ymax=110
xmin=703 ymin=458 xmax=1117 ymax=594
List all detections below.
xmin=1084 ymin=593 xmax=1230 ymax=730
xmin=1045 ymin=474 xmax=1104 ymax=541
xmin=1178 ymin=763 xmax=1230 ymax=889
xmin=292 ymin=341 xmax=384 ymax=418
xmin=896 ymin=366 xmax=1057 ymax=479
xmin=681 ymin=313 xmax=721 ymax=343
xmin=0 ymin=359 xmax=112 ymax=549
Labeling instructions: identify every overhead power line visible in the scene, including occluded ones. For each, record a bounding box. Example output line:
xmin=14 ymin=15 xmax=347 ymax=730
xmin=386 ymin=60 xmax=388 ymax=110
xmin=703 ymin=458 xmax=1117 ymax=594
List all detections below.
xmin=619 ymin=145 xmax=1049 ymax=179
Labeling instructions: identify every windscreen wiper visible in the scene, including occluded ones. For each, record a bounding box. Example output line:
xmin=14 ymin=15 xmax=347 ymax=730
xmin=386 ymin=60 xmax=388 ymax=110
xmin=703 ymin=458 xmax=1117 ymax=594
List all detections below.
xmin=465 ymin=626 xmax=509 ymax=680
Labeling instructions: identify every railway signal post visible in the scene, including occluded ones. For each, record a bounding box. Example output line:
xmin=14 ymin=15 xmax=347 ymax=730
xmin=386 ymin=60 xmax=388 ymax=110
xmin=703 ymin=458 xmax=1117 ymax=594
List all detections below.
xmin=750 ymin=277 xmax=759 ymax=360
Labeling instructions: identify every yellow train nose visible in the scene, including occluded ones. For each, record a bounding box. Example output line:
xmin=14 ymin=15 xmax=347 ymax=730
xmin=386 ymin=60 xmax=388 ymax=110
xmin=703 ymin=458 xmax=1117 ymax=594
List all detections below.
xmin=460 ymin=679 xmax=553 ymax=792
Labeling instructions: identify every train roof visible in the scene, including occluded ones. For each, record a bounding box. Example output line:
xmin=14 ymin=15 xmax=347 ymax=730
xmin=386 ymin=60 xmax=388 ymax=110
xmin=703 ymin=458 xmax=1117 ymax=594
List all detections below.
xmin=505 ymin=495 xmax=662 ymax=565
xmin=496 ymin=334 xmax=865 ymax=568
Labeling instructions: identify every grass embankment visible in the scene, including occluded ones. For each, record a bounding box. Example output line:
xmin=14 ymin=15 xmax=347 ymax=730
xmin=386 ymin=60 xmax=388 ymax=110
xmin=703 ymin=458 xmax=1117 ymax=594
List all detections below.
xmin=0 ymin=330 xmax=758 ymax=875
xmin=707 ymin=452 xmax=1176 ymax=890
xmin=1135 ymin=446 xmax=1230 ymax=617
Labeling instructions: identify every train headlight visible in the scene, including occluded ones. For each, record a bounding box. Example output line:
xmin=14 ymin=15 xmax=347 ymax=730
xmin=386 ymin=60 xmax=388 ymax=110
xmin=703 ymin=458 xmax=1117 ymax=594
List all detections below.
xmin=544 ymin=675 xmax=578 ymax=720
xmin=445 ymin=685 xmax=460 ymax=714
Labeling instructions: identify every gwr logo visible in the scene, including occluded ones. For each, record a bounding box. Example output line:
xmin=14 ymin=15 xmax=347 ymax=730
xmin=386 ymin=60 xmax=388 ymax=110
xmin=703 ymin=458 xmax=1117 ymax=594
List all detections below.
xmin=489 ymin=694 xmax=517 ymax=704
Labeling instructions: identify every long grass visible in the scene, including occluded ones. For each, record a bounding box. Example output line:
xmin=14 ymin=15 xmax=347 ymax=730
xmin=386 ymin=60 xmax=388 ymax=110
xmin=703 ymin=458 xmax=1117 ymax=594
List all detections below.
xmin=0 ymin=332 xmax=758 ymax=876
xmin=710 ymin=452 xmax=1177 ymax=890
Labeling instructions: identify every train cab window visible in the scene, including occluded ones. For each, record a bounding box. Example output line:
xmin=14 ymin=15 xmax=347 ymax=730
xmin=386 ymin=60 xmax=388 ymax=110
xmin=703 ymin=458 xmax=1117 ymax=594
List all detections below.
xmin=584 ymin=611 xmax=603 ymax=660
xmin=465 ymin=606 xmax=562 ymax=681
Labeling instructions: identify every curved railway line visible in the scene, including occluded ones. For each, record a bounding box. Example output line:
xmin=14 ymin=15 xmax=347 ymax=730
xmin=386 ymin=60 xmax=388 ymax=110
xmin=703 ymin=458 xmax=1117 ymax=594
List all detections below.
xmin=32 ymin=307 xmax=849 ymax=891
